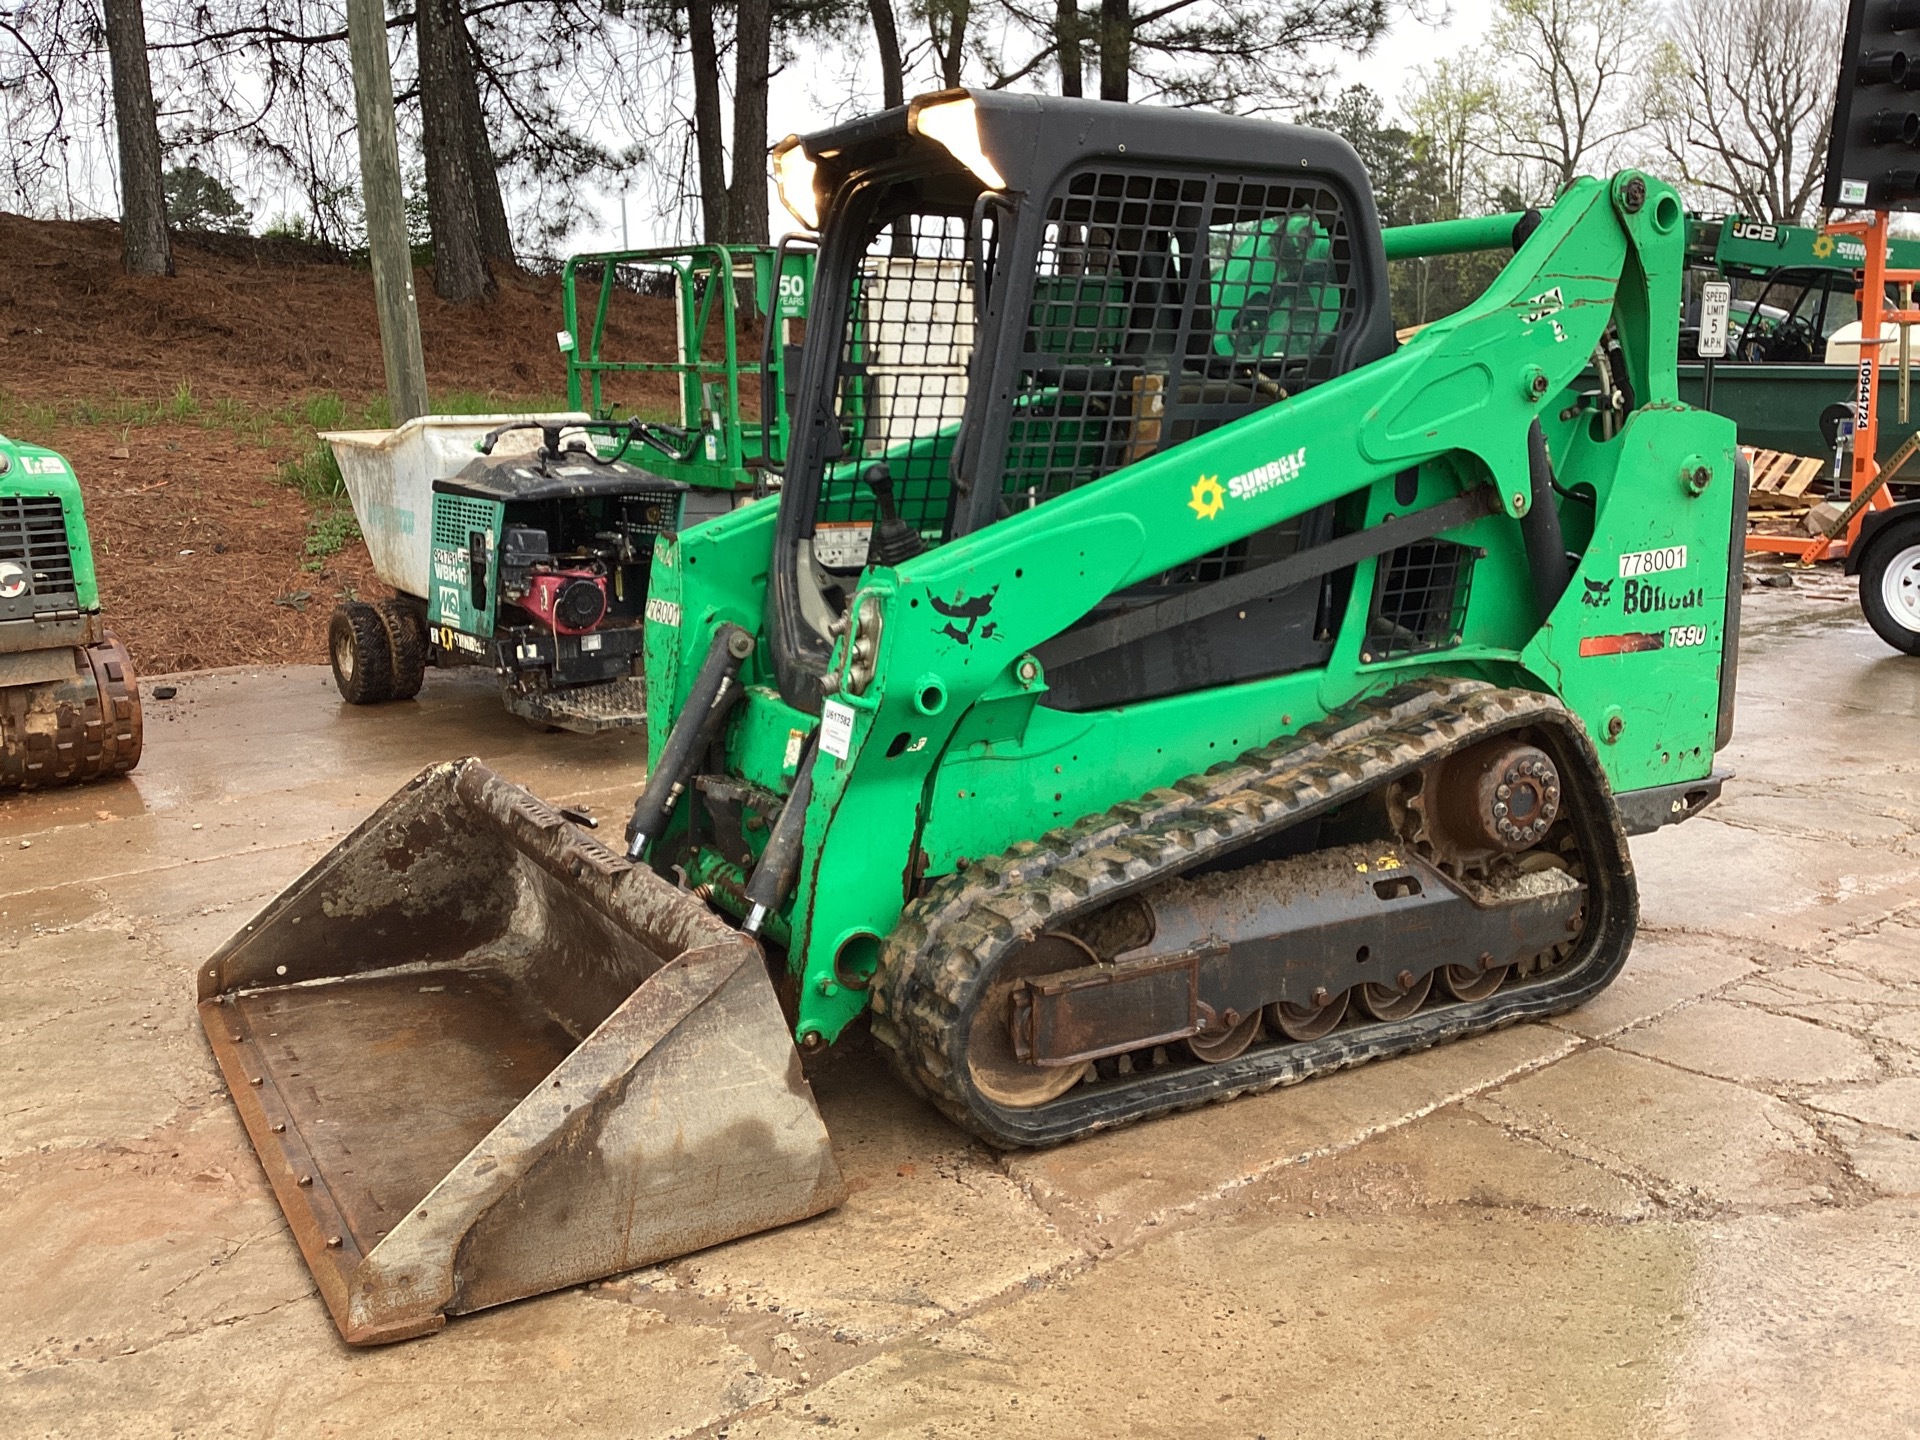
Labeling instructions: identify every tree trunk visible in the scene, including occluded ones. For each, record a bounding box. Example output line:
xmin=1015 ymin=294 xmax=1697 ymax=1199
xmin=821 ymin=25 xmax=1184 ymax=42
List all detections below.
xmin=931 ymin=0 xmax=968 ymax=89
xmin=418 ymin=0 xmax=491 ymax=300
xmin=728 ymin=0 xmax=773 ymax=246
xmin=871 ymin=0 xmax=906 ymax=108
xmin=688 ymin=0 xmax=729 ymax=244
xmin=102 ymin=0 xmax=172 ymax=277
xmin=1056 ymin=0 xmax=1082 ymax=97
xmin=1098 ymin=0 xmax=1128 ymax=102
xmin=453 ymin=15 xmax=513 ymax=263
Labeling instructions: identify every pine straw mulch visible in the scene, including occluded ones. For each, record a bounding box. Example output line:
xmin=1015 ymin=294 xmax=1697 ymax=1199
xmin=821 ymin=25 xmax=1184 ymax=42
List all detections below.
xmin=0 ymin=213 xmax=691 ymax=675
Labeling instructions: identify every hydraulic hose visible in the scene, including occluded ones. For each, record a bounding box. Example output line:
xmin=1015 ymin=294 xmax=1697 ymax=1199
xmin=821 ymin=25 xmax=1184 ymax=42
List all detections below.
xmin=741 ymin=730 xmax=820 ymax=936
xmin=625 ymin=623 xmax=756 ymax=859
xmin=1522 ymin=419 xmax=1573 ymax=621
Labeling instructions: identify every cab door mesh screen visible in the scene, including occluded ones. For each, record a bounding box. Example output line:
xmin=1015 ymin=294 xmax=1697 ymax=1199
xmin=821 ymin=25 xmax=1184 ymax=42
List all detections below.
xmin=816 ymin=212 xmax=982 ymax=539
xmin=1002 ymin=169 xmax=1354 ymax=511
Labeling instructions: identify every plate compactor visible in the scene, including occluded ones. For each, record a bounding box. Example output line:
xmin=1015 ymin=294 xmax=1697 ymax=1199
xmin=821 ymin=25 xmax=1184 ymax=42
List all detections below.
xmin=201 ymin=91 xmax=1740 ymax=1344
xmin=1 ymin=435 xmax=142 ymax=788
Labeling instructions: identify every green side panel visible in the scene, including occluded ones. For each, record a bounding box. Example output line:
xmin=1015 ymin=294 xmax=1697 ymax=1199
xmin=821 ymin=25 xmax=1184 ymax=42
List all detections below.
xmin=643 ymin=495 xmax=781 ymax=772
xmin=428 ymin=492 xmax=503 ymax=638
xmin=0 ymin=436 xmax=100 ymax=613
xmin=1525 ymin=405 xmax=1736 ymax=794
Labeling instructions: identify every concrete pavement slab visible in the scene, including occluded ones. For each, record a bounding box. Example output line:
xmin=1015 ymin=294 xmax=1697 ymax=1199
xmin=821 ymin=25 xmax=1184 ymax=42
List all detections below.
xmin=1806 ymin=1075 xmax=1920 ymax=1133
xmin=1609 ymin=999 xmax=1878 ymax=1088
xmin=1547 ymin=934 xmax=1758 ymax=1041
xmin=0 ymin=1285 xmax=787 ymax=1440
xmin=1630 ymin=819 xmax=1920 ymax=950
xmin=0 ymin=924 xmax=206 ymax=1158
xmin=673 ymin=1041 xmax=1082 ymax=1345
xmin=1252 ymin=1106 xmax=1654 ymax=1219
xmin=1641 ymin=1203 xmax=1920 ymax=1440
xmin=1469 ymin=1048 xmax=1839 ymax=1208
xmin=727 ymin=1203 xmax=1693 ymax=1440
xmin=1821 ymin=920 xmax=1920 ymax=989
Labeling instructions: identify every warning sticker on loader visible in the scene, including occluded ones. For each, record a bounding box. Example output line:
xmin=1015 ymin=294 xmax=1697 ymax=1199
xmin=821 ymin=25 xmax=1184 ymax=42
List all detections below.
xmin=814 ymin=522 xmax=872 ymax=569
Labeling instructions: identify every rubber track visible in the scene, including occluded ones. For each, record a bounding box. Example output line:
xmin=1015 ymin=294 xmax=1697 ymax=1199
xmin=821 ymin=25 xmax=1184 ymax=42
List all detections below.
xmin=870 ymin=678 xmax=1638 ymax=1148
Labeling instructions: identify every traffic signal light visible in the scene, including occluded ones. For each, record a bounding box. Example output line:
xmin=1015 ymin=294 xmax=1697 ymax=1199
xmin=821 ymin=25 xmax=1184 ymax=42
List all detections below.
xmin=1825 ymin=0 xmax=1920 ymax=209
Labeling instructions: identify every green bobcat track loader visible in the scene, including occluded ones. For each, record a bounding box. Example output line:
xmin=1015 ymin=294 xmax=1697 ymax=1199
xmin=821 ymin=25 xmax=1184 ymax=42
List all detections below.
xmin=0 ymin=435 xmax=142 ymax=788
xmin=199 ymin=91 xmax=1739 ymax=1344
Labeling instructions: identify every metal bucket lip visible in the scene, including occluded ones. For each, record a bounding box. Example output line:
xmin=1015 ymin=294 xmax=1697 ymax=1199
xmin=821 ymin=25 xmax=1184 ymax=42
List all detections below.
xmin=198 ymin=758 xmax=843 ymax=1346
xmin=200 ymin=757 xmax=748 ymax=1002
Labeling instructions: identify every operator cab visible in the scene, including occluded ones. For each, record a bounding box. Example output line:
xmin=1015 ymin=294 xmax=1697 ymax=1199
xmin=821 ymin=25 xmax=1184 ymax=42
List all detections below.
xmin=766 ymin=90 xmax=1395 ymax=713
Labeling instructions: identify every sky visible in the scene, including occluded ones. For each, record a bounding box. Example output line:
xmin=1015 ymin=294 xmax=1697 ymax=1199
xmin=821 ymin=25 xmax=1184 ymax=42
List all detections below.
xmin=575 ymin=0 xmax=1501 ymax=253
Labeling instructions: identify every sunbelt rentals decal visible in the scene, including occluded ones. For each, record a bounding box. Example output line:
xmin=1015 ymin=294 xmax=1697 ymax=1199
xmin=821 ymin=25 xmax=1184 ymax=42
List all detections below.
xmin=1190 ymin=447 xmax=1308 ymax=519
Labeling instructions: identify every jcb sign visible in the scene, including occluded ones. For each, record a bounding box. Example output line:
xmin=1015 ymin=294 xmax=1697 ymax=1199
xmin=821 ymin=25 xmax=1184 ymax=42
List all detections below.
xmin=1826 ymin=0 xmax=1920 ymax=210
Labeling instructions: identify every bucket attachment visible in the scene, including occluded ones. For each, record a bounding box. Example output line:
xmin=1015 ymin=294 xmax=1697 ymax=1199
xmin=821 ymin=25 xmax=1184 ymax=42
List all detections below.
xmin=197 ymin=759 xmax=845 ymax=1345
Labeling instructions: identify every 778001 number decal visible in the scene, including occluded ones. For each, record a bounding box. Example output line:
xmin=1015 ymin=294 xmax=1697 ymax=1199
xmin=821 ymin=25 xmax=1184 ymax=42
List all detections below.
xmin=1667 ymin=625 xmax=1708 ymax=648
xmin=1620 ymin=546 xmax=1687 ymax=577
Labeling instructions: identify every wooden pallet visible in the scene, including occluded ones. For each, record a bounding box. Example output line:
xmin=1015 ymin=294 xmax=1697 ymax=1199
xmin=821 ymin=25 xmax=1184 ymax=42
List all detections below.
xmin=1746 ymin=448 xmax=1829 ymax=509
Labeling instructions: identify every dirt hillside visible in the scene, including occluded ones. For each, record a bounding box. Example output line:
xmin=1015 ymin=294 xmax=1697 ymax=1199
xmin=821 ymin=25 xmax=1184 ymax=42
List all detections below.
xmin=0 ymin=213 xmax=680 ymax=674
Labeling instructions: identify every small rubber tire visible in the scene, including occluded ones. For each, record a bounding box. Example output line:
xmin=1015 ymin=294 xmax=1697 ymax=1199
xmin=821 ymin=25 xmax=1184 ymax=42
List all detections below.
xmin=330 ymin=601 xmax=395 ymax=704
xmin=375 ymin=597 xmax=428 ymax=700
xmin=1858 ymin=521 xmax=1920 ymax=656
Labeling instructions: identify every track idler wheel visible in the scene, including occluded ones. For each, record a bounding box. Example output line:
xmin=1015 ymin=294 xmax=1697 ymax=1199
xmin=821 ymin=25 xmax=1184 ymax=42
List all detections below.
xmin=1436 ymin=738 xmax=1561 ymax=854
xmin=966 ymin=933 xmax=1094 ymax=1108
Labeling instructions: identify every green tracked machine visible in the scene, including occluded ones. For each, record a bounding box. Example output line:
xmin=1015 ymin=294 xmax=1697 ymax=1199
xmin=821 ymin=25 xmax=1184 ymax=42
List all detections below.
xmin=0 ymin=435 xmax=142 ymax=788
xmin=199 ymin=91 xmax=1739 ymax=1344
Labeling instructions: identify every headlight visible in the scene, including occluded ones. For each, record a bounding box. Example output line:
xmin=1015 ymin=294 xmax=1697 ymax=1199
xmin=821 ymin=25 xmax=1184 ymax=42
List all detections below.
xmin=910 ymin=95 xmax=1006 ymax=191
xmin=772 ymin=139 xmax=821 ymax=230
xmin=846 ymin=593 xmax=884 ymax=696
